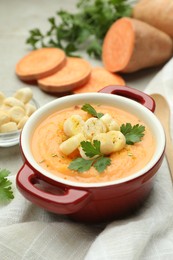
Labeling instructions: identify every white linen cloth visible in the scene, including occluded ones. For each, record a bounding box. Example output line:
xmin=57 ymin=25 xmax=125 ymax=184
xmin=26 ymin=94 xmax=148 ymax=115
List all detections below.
xmin=1 ymin=0 xmax=173 ymax=259
xmin=1 ymin=62 xmax=173 ymax=260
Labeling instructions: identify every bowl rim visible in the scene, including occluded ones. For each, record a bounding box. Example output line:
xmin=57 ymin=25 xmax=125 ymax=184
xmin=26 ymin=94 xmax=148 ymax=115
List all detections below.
xmin=21 ymin=92 xmax=165 ymax=188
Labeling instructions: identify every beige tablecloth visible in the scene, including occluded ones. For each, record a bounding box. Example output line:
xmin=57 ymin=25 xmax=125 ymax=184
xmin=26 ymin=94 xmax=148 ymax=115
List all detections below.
xmin=1 ymin=1 xmax=173 ymax=259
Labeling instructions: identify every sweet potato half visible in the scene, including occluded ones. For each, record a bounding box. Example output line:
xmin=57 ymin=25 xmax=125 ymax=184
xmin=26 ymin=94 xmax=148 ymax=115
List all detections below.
xmin=102 ymin=17 xmax=173 ymax=73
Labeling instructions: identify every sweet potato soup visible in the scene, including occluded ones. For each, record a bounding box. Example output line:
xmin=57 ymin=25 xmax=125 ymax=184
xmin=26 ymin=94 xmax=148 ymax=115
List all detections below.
xmin=31 ymin=104 xmax=155 ymax=183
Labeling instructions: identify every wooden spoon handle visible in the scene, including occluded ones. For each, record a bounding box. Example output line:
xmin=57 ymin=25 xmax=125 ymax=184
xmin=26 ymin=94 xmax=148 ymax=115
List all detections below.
xmin=151 ymin=94 xmax=173 ymax=183
xmin=165 ymin=132 xmax=173 ymax=182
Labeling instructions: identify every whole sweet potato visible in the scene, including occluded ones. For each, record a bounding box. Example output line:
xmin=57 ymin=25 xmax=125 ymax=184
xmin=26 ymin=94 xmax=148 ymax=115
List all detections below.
xmin=133 ymin=0 xmax=173 ymax=38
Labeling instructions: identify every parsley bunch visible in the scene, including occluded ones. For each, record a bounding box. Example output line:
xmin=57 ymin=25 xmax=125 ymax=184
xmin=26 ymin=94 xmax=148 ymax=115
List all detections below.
xmin=0 ymin=169 xmax=14 ymax=202
xmin=26 ymin=0 xmax=132 ymax=59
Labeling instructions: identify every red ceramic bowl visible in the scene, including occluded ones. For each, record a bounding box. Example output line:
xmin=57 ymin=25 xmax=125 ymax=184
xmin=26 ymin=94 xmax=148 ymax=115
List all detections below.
xmin=16 ymin=85 xmax=165 ymax=223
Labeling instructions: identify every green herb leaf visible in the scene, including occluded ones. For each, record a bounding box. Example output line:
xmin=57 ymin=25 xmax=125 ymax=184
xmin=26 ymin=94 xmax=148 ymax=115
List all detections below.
xmin=80 ymin=140 xmax=101 ymax=157
xmin=68 ymin=158 xmax=94 ymax=172
xmin=81 ymin=104 xmax=104 ymax=118
xmin=120 ymin=123 xmax=145 ymax=145
xmin=93 ymin=156 xmax=111 ymax=173
xmin=0 ymin=169 xmax=14 ymax=202
xmin=87 ymin=40 xmax=102 ymax=59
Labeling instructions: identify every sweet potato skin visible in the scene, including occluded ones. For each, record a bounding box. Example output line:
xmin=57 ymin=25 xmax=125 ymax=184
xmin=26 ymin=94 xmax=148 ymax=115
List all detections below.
xmin=133 ymin=0 xmax=173 ymax=38
xmin=123 ymin=18 xmax=173 ymax=72
xmin=102 ymin=17 xmax=173 ymax=73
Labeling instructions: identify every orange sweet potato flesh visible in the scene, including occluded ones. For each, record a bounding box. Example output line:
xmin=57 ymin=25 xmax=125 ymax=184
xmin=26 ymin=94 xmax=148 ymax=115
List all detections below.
xmin=102 ymin=17 xmax=173 ymax=73
xmin=16 ymin=48 xmax=66 ymax=81
xmin=38 ymin=57 xmax=91 ymax=93
xmin=73 ymin=67 xmax=125 ymax=93
xmin=133 ymin=0 xmax=173 ymax=38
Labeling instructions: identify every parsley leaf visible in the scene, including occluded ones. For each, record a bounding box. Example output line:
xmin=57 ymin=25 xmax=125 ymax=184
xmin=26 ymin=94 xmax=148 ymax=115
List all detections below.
xmin=81 ymin=104 xmax=104 ymax=119
xmin=68 ymin=158 xmax=93 ymax=172
xmin=93 ymin=156 xmax=111 ymax=173
xmin=68 ymin=140 xmax=111 ymax=173
xmin=120 ymin=123 xmax=145 ymax=145
xmin=0 ymin=169 xmax=14 ymax=202
xmin=80 ymin=140 xmax=101 ymax=157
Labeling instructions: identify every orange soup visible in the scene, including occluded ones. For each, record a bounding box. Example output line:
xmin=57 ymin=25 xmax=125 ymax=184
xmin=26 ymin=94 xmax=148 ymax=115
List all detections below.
xmin=31 ymin=104 xmax=155 ymax=183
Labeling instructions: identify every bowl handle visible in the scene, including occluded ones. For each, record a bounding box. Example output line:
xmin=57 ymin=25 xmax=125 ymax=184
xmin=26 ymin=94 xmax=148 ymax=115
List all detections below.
xmin=99 ymin=85 xmax=155 ymax=112
xmin=16 ymin=163 xmax=92 ymax=215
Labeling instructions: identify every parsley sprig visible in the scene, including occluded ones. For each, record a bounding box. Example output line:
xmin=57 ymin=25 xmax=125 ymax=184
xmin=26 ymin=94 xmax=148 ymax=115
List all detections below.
xmin=120 ymin=123 xmax=145 ymax=145
xmin=0 ymin=169 xmax=14 ymax=202
xmin=68 ymin=140 xmax=111 ymax=173
xmin=81 ymin=104 xmax=104 ymax=119
xmin=81 ymin=140 xmax=102 ymax=157
xmin=26 ymin=0 xmax=132 ymax=59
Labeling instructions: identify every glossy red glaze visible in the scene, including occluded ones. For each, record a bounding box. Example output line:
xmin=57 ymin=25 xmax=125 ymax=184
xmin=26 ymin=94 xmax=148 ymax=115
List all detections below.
xmin=71 ymin=151 xmax=164 ymax=222
xmin=16 ymin=150 xmax=164 ymax=223
xmin=17 ymin=163 xmax=92 ymax=215
xmin=16 ymin=85 xmax=165 ymax=223
xmin=99 ymin=85 xmax=155 ymax=112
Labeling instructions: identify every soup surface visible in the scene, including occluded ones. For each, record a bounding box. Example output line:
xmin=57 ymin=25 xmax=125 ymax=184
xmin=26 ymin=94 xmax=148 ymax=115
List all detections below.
xmin=31 ymin=104 xmax=155 ymax=183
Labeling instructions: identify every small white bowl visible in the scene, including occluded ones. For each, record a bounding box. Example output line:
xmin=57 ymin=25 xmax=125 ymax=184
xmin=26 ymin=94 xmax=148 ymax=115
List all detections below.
xmin=0 ymin=98 xmax=39 ymax=147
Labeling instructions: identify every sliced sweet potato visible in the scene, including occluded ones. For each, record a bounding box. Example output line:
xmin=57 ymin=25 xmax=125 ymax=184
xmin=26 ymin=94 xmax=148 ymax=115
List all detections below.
xmin=38 ymin=57 xmax=91 ymax=93
xmin=16 ymin=48 xmax=66 ymax=81
xmin=73 ymin=67 xmax=125 ymax=93
xmin=102 ymin=17 xmax=173 ymax=73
